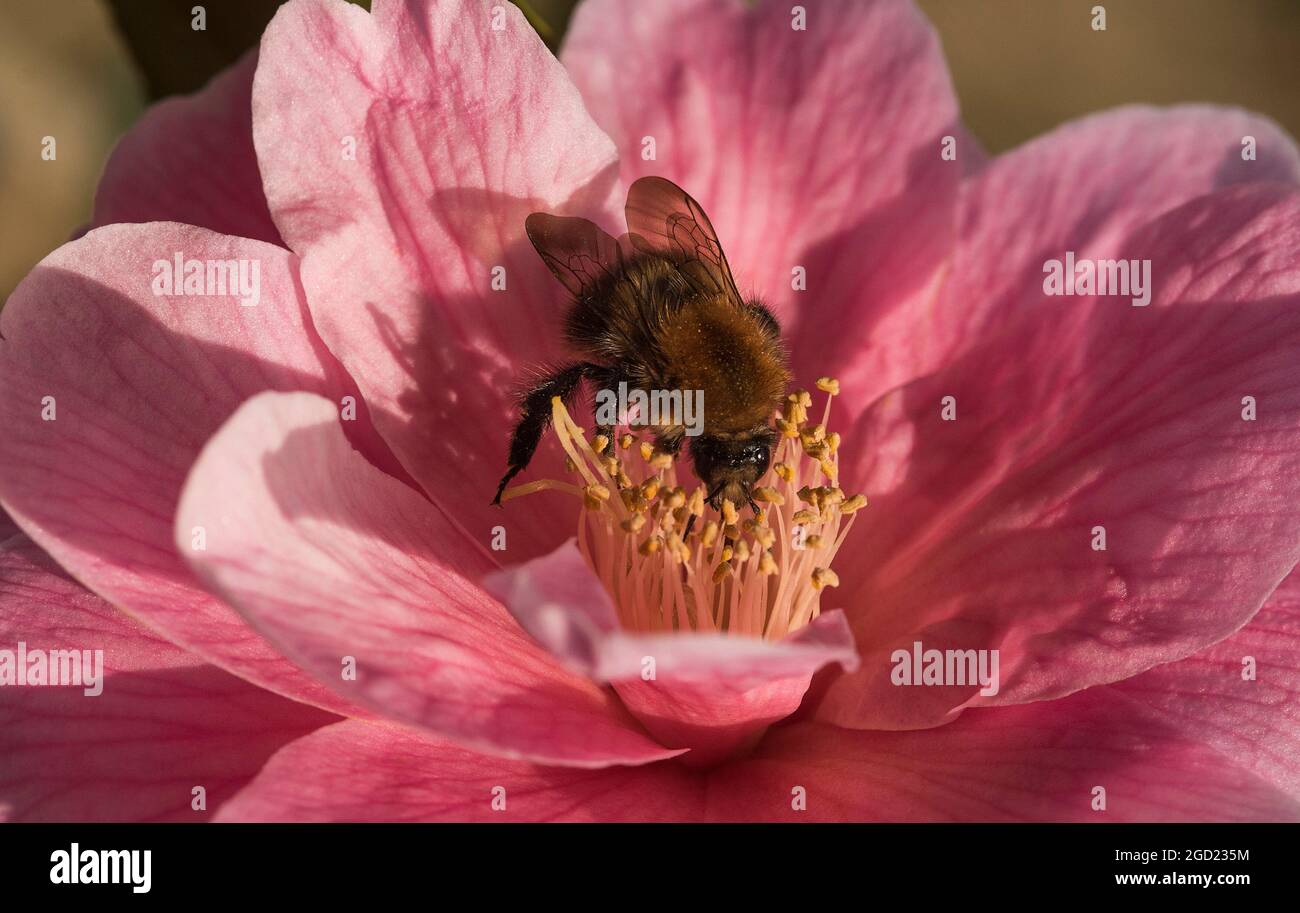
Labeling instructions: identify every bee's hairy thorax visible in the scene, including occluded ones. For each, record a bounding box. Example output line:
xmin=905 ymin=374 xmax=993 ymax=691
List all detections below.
xmin=563 ymin=255 xmax=789 ymax=434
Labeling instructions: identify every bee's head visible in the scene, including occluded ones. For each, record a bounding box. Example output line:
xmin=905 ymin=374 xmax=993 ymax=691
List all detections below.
xmin=689 ymin=427 xmax=776 ymax=510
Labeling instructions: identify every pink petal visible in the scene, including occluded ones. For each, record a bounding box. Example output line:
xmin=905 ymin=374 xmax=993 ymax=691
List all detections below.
xmin=711 ymin=693 xmax=1299 ymax=822
xmin=0 ymin=222 xmax=372 ymax=714
xmin=0 ymin=535 xmax=337 ymax=822
xmin=217 ymin=671 xmax=1300 ymax=822
xmin=931 ymin=106 xmax=1300 ymax=371
xmin=177 ymin=391 xmax=680 ymax=767
xmin=252 ymin=0 xmax=620 ymax=558
xmin=92 ymin=50 xmax=281 ymax=245
xmin=484 ymin=541 xmax=857 ymax=764
xmin=0 ymin=510 xmax=19 ymax=544
xmin=1109 ymin=565 xmax=1300 ymax=797
xmin=821 ymin=184 xmax=1300 ymax=730
xmin=217 ymin=719 xmax=699 ymax=822
xmin=563 ymin=0 xmax=968 ymax=395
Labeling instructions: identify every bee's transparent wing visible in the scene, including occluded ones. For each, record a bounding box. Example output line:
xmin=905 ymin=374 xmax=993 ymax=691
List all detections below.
xmin=624 ymin=176 xmax=744 ymax=304
xmin=524 ymin=212 xmax=628 ymax=299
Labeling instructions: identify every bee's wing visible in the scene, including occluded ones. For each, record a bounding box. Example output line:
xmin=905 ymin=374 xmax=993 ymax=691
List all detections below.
xmin=524 ymin=212 xmax=628 ymax=299
xmin=624 ymin=176 xmax=744 ymax=303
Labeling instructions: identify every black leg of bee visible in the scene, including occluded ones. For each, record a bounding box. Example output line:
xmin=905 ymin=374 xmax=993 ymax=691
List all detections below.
xmin=492 ymin=362 xmax=606 ymax=505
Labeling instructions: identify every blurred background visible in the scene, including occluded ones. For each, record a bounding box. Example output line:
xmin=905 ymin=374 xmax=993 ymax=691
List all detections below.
xmin=2 ymin=0 xmax=1299 ymax=303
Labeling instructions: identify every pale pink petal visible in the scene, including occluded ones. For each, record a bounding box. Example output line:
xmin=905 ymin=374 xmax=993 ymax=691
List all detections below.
xmin=217 ymin=719 xmax=699 ymax=822
xmin=563 ymin=0 xmax=968 ymax=396
xmin=820 ymin=184 xmax=1300 ymax=730
xmin=1110 ymin=565 xmax=1300 ymax=798
xmin=92 ymin=50 xmax=280 ymax=245
xmin=253 ymin=0 xmax=620 ymax=558
xmin=177 ymin=391 xmax=680 ymax=767
xmin=484 ymin=541 xmax=857 ymax=763
xmin=0 ymin=222 xmax=372 ymax=714
xmin=0 ymin=535 xmax=337 ymax=822
xmin=926 ymin=106 xmax=1300 ymax=376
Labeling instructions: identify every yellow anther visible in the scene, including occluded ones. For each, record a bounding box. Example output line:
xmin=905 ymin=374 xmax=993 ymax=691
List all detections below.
xmin=811 ymin=567 xmax=841 ymax=590
xmin=687 ymin=487 xmax=705 ymax=517
xmin=841 ymin=494 xmax=868 ymax=514
xmin=700 ymin=521 xmax=719 ymax=548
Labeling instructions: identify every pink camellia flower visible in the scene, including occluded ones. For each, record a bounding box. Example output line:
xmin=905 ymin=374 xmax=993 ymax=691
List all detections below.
xmin=3 ymin=0 xmax=1299 ymax=822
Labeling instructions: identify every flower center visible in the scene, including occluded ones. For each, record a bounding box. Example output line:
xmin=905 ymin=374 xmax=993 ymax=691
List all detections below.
xmin=500 ymin=378 xmax=865 ymax=640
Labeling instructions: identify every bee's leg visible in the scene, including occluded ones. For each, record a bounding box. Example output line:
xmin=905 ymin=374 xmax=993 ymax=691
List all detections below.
xmin=704 ymin=481 xmax=726 ymax=510
xmin=492 ymin=362 xmax=602 ymax=505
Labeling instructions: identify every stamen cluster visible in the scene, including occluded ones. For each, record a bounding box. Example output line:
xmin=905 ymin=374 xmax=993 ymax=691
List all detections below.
xmin=501 ymin=378 xmax=865 ymax=639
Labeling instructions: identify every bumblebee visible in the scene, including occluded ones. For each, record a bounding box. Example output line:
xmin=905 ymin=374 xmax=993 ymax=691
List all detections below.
xmin=493 ymin=176 xmax=789 ymax=514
